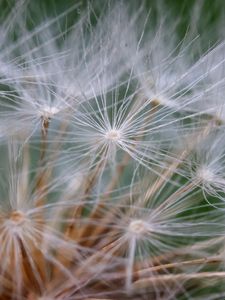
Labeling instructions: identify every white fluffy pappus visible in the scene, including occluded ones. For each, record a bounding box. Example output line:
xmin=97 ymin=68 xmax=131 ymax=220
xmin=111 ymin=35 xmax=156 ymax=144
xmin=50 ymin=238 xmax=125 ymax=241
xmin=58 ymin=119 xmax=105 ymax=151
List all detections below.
xmin=56 ymin=77 xmax=187 ymax=183
xmin=123 ymin=5 xmax=225 ymax=129
xmin=0 ymin=141 xmax=97 ymax=299
xmin=0 ymin=1 xmax=225 ymax=299
xmin=76 ymin=169 xmax=225 ymax=297
xmin=182 ymin=129 xmax=225 ymax=207
xmin=0 ymin=2 xmax=129 ymax=141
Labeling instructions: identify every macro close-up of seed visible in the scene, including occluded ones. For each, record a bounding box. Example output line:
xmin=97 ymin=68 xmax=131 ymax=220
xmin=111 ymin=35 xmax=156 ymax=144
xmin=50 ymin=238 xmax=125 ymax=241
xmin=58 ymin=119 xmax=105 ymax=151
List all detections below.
xmin=0 ymin=1 xmax=225 ymax=299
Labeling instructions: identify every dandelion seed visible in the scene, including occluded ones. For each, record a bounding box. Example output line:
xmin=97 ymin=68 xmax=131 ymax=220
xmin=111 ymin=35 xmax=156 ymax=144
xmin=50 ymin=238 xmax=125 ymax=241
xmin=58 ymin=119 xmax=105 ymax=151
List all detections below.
xmin=0 ymin=1 xmax=224 ymax=299
xmin=183 ymin=129 xmax=225 ymax=206
xmin=0 ymin=2 xmax=128 ymax=141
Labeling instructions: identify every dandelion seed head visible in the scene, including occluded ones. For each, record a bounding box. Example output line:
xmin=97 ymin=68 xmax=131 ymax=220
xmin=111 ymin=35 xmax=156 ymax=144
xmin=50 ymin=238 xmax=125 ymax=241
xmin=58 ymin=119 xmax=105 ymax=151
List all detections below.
xmin=0 ymin=1 xmax=224 ymax=299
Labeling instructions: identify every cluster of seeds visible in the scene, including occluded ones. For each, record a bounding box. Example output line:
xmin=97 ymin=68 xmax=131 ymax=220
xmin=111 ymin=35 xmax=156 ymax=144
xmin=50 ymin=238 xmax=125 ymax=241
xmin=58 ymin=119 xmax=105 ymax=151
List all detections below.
xmin=0 ymin=1 xmax=225 ymax=299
